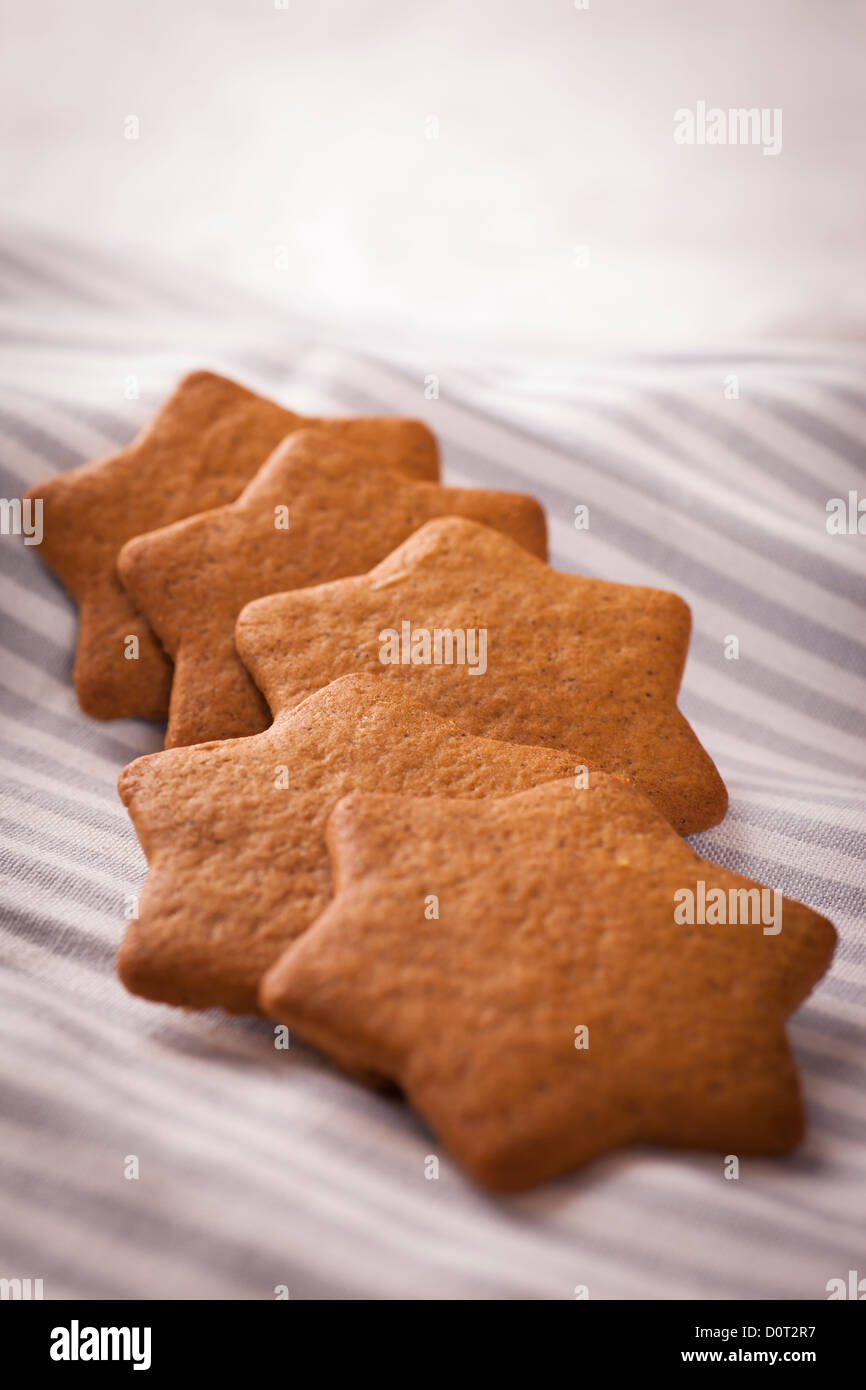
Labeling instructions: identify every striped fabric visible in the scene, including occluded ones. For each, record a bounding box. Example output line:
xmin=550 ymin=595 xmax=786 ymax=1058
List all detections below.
xmin=1 ymin=229 xmax=864 ymax=1301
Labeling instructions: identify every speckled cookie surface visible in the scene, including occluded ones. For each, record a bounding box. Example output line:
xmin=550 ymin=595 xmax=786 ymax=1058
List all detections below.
xmin=260 ymin=776 xmax=836 ymax=1191
xmin=118 ymin=433 xmax=546 ymax=747
xmin=117 ymin=674 xmax=574 ymax=1014
xmin=24 ymin=370 xmax=439 ymax=721
xmin=236 ymin=516 xmax=727 ymax=834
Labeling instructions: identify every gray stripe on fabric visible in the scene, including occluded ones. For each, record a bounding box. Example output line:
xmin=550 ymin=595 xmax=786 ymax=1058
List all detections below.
xmin=687 ymin=631 xmax=865 ymax=740
xmin=825 ymin=386 xmax=866 ymax=417
xmin=609 ymin=1164 xmax=859 ymax=1259
xmin=0 ymin=685 xmax=162 ymax=767
xmin=720 ymin=763 xmax=866 ymax=808
xmin=0 ymin=903 xmax=115 ymax=968
xmin=2 ymin=970 xmax=856 ymax=1292
xmin=0 ymin=774 xmax=131 ymax=837
xmin=0 ymin=607 xmax=74 ymax=669
xmin=0 ymin=1080 xmax=788 ymax=1303
xmin=0 ymin=813 xmax=135 ymax=883
xmin=821 ymin=976 xmax=866 ymax=1006
xmin=0 ymin=294 xmax=862 ymax=1301
xmin=723 ymin=804 xmax=866 ymax=860
xmin=795 ymin=1044 xmax=866 ymax=1089
xmin=797 ymin=1006 xmax=866 ymax=1045
xmin=675 ymin=688 xmax=866 ymax=783
xmin=452 ymin=360 xmax=862 ymax=500
xmin=263 ymin=357 xmax=866 ymax=667
xmin=0 ymin=538 xmax=75 ymax=612
xmin=0 ymin=1140 xmax=350 ymax=1303
xmin=0 ymin=907 xmax=857 ymax=1297
xmin=802 ymin=1101 xmax=866 ymax=1142
xmin=752 ymin=394 xmax=866 ymax=474
xmin=0 ymin=1019 xmax=585 ymax=1300
xmin=0 ymin=242 xmax=120 ymax=310
xmin=681 ymin=840 xmax=866 ymax=924
xmin=0 ymin=846 xmax=125 ymax=924
xmin=7 ymin=384 xmax=138 ymax=446
xmin=647 ymin=391 xmax=850 ymax=502
xmin=358 ymin=353 xmax=866 ymax=597
xmin=0 ymin=739 xmax=131 ymax=813
xmin=0 ymin=1222 xmax=146 ymax=1302
xmin=0 ymin=404 xmax=85 ymax=470
xmin=452 ymin=362 xmax=843 ymax=506
xmin=455 ymin=387 xmax=866 ymax=609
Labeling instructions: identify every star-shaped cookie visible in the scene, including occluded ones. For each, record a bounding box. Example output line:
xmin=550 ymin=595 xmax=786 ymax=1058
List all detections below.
xmin=117 ymin=674 xmax=575 ymax=1014
xmin=235 ymin=516 xmax=727 ymax=833
xmin=24 ymin=370 xmax=439 ymax=720
xmin=118 ymin=433 xmax=546 ymax=747
xmin=260 ymin=776 xmax=836 ymax=1190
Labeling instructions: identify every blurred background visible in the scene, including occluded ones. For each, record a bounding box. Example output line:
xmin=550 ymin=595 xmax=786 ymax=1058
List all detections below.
xmin=2 ymin=0 xmax=864 ymax=353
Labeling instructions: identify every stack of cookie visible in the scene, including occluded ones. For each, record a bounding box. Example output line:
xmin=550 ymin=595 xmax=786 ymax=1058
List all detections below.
xmin=28 ymin=371 xmax=836 ymax=1191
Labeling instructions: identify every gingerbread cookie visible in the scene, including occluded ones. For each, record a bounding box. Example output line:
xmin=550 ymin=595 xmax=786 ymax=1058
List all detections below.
xmin=118 ymin=432 xmax=546 ymax=747
xmin=24 ymin=370 xmax=439 ymax=720
xmin=117 ymin=674 xmax=574 ymax=1014
xmin=260 ymin=776 xmax=836 ymax=1190
xmin=236 ymin=516 xmax=727 ymax=833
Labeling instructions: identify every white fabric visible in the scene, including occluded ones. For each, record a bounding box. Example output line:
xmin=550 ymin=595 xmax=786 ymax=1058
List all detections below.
xmin=0 ymin=231 xmax=864 ymax=1299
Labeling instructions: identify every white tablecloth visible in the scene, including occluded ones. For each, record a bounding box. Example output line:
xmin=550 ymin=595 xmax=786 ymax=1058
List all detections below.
xmin=0 ymin=230 xmax=864 ymax=1299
